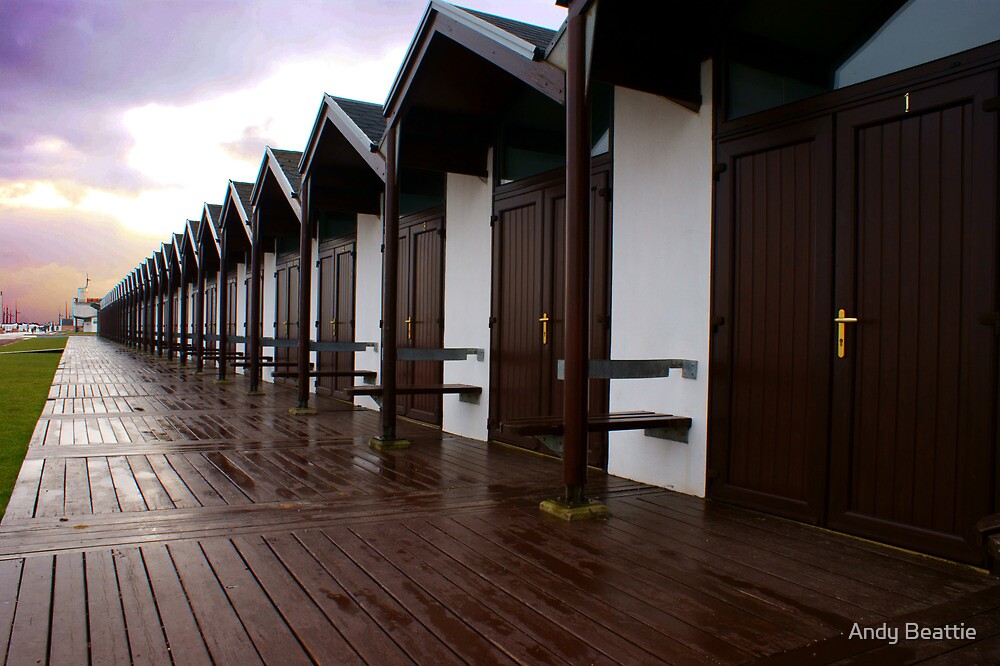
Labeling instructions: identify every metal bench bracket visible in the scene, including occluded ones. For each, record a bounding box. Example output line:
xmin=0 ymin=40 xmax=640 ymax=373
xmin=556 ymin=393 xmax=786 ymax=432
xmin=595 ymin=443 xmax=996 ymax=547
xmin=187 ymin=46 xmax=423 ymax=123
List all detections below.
xmin=397 ymin=347 xmax=485 ymax=362
xmin=557 ymin=359 xmax=698 ymax=380
xmin=644 ymin=426 xmax=690 ymax=444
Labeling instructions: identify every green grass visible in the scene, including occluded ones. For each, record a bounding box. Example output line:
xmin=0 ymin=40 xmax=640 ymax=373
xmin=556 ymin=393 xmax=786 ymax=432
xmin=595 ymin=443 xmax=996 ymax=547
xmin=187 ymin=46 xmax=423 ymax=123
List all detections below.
xmin=0 ymin=336 xmax=67 ymax=514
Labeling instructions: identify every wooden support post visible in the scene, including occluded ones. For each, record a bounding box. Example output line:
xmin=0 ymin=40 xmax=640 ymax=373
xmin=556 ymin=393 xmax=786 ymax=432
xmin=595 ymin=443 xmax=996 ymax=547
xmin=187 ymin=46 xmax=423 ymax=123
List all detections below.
xmin=194 ymin=250 xmax=206 ymax=372
xmin=216 ymin=228 xmax=230 ymax=383
xmin=248 ymin=209 xmax=263 ymax=395
xmin=293 ymin=178 xmax=316 ymax=414
xmin=540 ymin=4 xmax=609 ymax=521
xmin=155 ymin=273 xmax=164 ymax=357
xmin=166 ymin=277 xmax=175 ymax=360
xmin=145 ymin=279 xmax=152 ymax=353
xmin=179 ymin=277 xmax=188 ymax=366
xmin=138 ymin=281 xmax=143 ymax=350
xmin=371 ymin=122 xmax=408 ymax=450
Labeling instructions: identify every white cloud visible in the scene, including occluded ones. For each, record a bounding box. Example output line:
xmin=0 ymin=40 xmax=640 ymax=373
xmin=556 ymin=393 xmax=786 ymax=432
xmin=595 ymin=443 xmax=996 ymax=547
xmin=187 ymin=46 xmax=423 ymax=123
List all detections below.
xmin=0 ymin=181 xmax=75 ymax=210
xmin=0 ymin=46 xmax=405 ymax=238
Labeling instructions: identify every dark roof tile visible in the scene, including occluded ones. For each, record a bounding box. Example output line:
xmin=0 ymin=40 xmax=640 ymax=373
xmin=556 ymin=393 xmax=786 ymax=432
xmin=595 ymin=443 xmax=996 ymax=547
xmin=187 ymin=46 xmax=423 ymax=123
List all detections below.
xmin=328 ymin=96 xmax=386 ymax=143
xmin=270 ymin=149 xmax=303 ymax=192
xmin=232 ymin=181 xmax=254 ymax=214
xmin=206 ymin=204 xmax=223 ymax=234
xmin=458 ymin=7 xmax=557 ymax=50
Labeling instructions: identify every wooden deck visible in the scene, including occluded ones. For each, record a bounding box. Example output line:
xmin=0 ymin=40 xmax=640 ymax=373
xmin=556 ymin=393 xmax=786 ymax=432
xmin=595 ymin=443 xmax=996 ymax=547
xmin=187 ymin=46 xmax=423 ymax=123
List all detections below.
xmin=1 ymin=336 xmax=998 ymax=664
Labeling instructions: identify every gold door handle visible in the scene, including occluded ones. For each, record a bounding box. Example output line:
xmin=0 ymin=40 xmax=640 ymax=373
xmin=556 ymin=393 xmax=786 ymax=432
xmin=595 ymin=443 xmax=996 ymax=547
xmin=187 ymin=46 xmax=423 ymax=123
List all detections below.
xmin=539 ymin=312 xmax=550 ymax=345
xmin=405 ymin=315 xmax=413 ymax=341
xmin=330 ymin=319 xmax=338 ymax=332
xmin=835 ymin=309 xmax=858 ymax=359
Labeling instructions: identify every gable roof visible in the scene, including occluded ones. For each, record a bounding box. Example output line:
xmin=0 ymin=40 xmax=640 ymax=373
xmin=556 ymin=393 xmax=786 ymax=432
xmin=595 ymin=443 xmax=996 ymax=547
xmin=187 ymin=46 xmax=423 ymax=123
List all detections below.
xmin=219 ymin=180 xmax=254 ymax=251
xmin=181 ymin=220 xmax=200 ymax=275
xmin=383 ymin=0 xmax=564 ymax=129
xmin=299 ymin=95 xmax=387 ymax=183
xmin=172 ymin=233 xmax=184 ymax=263
xmin=251 ymin=147 xmax=303 ymax=224
xmin=198 ymin=203 xmax=222 ymax=263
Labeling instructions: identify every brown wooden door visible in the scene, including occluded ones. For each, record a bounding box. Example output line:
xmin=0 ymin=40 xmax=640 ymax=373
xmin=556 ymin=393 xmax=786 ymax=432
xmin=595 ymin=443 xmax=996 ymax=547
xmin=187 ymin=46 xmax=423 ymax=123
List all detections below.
xmin=710 ymin=72 xmax=998 ymax=564
xmin=396 ymin=210 xmax=445 ymax=425
xmin=205 ymin=279 xmax=217 ymax=353
xmin=489 ymin=164 xmax=612 ymax=467
xmin=226 ymin=273 xmax=238 ymax=359
xmin=273 ymin=257 xmax=299 ymax=386
xmin=709 ymin=118 xmax=835 ymax=523
xmin=317 ymin=239 xmax=356 ymax=400
xmin=829 ymin=72 xmax=998 ymax=563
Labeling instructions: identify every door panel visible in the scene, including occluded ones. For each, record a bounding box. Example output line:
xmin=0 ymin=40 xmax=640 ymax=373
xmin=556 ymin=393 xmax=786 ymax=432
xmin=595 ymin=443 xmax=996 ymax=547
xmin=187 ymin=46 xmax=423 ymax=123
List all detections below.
xmin=334 ymin=244 xmax=357 ymax=399
xmin=396 ymin=211 xmax=445 ymax=425
xmin=489 ymin=164 xmax=612 ymax=467
xmin=205 ymin=279 xmax=217 ymax=353
xmin=275 ymin=265 xmax=288 ymax=375
xmin=709 ymin=118 xmax=834 ymax=522
xmin=274 ymin=259 xmax=299 ymax=386
xmin=829 ymin=73 xmax=998 ymax=563
xmin=490 ymin=188 xmax=550 ymax=451
xmin=226 ymin=274 xmax=238 ymax=359
xmin=408 ymin=218 xmax=445 ymax=423
xmin=317 ymin=254 xmax=335 ymax=396
xmin=317 ymin=240 xmax=357 ymax=400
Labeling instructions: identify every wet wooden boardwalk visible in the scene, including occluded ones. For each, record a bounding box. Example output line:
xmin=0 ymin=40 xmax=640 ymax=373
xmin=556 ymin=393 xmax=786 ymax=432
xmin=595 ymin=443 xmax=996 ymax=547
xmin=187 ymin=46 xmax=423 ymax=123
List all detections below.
xmin=1 ymin=336 xmax=999 ymax=664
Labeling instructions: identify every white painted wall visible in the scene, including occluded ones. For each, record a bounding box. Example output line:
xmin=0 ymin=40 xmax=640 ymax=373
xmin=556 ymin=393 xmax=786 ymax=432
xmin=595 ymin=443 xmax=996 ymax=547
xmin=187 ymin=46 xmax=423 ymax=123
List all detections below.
xmin=607 ymin=61 xmax=713 ymax=496
xmin=441 ymin=159 xmax=493 ymax=441
xmin=354 ymin=212 xmax=383 ymax=410
xmin=261 ymin=252 xmax=276 ymax=383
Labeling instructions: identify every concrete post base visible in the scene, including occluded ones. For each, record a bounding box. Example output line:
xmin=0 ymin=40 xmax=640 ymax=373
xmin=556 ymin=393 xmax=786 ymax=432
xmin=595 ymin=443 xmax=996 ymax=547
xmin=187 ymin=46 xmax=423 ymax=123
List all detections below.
xmin=288 ymin=407 xmax=318 ymax=416
xmin=369 ymin=437 xmax=411 ymax=451
xmin=539 ymin=498 xmax=611 ymax=521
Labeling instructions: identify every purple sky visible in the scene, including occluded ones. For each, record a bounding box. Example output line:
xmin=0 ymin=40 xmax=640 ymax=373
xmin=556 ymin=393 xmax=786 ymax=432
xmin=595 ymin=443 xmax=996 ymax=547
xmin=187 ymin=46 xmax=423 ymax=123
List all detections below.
xmin=0 ymin=0 xmax=566 ymax=323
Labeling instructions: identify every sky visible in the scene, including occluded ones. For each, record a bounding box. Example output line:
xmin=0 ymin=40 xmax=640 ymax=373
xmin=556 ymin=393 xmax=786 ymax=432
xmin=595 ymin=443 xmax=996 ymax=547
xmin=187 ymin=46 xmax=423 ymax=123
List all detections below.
xmin=0 ymin=0 xmax=567 ymax=323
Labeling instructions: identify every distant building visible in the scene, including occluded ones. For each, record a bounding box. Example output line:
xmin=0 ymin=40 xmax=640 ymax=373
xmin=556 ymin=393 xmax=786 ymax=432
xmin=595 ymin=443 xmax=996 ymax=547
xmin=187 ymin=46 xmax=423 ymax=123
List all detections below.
xmin=71 ymin=277 xmax=100 ymax=333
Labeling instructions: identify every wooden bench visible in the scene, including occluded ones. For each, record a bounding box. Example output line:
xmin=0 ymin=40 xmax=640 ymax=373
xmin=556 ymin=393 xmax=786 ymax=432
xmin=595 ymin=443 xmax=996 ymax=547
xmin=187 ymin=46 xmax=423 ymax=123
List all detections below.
xmin=271 ymin=370 xmax=377 ymax=379
xmin=500 ymin=411 xmax=691 ymax=454
xmin=228 ymin=359 xmax=290 ymax=368
xmin=344 ymin=384 xmax=482 ymax=405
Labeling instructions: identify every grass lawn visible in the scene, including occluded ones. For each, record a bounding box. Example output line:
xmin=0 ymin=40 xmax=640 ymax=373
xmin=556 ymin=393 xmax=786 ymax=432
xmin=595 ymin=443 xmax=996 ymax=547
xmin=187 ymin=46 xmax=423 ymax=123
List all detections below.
xmin=0 ymin=336 xmax=67 ymax=514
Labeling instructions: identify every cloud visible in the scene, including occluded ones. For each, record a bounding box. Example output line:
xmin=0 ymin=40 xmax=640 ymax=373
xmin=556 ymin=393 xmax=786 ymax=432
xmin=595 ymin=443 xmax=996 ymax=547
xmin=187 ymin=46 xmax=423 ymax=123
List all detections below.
xmin=221 ymin=122 xmax=277 ymax=163
xmin=0 ymin=205 xmax=163 ymax=322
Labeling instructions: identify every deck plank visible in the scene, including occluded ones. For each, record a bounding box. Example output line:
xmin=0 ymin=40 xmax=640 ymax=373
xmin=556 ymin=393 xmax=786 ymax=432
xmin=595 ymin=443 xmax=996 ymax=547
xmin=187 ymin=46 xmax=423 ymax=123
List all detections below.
xmin=0 ymin=560 xmax=23 ymax=661
xmin=265 ymin=533 xmax=416 ymax=664
xmin=49 ymin=553 xmax=88 ymax=665
xmin=116 ymin=546 xmax=172 ymax=664
xmin=86 ymin=549 xmax=131 ymax=664
xmin=6 ymin=555 xmax=51 ymax=666
xmin=199 ymin=538 xmax=313 ymax=665
xmin=324 ymin=525 xmax=519 ymax=664
xmin=141 ymin=544 xmax=213 ymax=664
xmin=233 ymin=535 xmax=366 ymax=664
xmin=168 ymin=540 xmax=264 ymax=665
